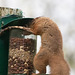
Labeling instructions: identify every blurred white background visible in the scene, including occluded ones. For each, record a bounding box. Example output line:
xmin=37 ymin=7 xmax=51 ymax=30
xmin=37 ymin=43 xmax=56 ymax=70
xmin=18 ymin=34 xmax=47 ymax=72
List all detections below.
xmin=0 ymin=0 xmax=75 ymax=75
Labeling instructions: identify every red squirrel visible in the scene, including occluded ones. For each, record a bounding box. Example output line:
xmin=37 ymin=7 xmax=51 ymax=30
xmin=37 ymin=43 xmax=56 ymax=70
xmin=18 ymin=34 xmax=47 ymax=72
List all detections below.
xmin=29 ymin=17 xmax=70 ymax=75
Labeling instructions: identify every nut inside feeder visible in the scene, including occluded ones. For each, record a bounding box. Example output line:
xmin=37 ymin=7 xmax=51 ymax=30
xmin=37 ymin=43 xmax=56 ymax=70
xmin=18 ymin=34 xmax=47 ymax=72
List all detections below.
xmin=7 ymin=26 xmax=36 ymax=75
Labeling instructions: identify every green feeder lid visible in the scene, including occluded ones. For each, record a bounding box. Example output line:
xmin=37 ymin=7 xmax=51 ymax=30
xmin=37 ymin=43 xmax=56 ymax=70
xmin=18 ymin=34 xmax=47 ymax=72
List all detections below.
xmin=1 ymin=18 xmax=34 ymax=29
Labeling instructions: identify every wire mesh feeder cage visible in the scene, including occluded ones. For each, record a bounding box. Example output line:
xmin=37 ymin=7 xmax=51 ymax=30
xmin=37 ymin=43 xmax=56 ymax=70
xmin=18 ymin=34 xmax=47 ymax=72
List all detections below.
xmin=0 ymin=7 xmax=22 ymax=18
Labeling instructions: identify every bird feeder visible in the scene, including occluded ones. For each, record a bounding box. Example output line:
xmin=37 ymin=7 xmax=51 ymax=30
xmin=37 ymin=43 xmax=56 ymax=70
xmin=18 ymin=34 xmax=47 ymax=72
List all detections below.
xmin=0 ymin=7 xmax=37 ymax=75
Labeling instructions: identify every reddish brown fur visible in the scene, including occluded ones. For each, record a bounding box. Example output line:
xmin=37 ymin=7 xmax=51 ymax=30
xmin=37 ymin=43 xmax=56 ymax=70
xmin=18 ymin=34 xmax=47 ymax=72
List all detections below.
xmin=29 ymin=17 xmax=70 ymax=75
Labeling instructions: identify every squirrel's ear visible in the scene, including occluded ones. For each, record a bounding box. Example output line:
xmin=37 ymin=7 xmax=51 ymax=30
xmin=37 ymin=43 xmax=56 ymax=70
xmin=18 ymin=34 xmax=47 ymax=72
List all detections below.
xmin=35 ymin=17 xmax=40 ymax=19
